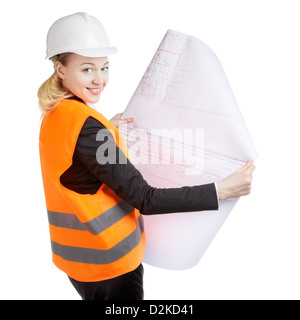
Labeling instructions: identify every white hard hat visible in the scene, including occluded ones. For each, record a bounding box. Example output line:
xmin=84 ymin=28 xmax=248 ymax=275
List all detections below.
xmin=46 ymin=12 xmax=117 ymax=59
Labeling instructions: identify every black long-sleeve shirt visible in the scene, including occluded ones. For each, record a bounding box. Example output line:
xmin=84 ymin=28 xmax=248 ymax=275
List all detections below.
xmin=60 ymin=116 xmax=219 ymax=215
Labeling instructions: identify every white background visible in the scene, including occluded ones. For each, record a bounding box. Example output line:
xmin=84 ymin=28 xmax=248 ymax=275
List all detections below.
xmin=1 ymin=0 xmax=299 ymax=300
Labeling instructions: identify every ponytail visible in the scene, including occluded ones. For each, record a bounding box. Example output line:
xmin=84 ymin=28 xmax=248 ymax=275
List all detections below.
xmin=37 ymin=53 xmax=74 ymax=114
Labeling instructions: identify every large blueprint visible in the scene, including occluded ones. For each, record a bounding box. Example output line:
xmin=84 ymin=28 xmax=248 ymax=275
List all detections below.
xmin=120 ymin=30 xmax=258 ymax=270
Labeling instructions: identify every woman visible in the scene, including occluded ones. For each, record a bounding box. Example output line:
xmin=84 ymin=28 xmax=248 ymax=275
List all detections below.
xmin=38 ymin=12 xmax=255 ymax=300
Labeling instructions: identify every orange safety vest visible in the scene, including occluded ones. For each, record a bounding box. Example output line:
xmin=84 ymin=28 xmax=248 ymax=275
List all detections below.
xmin=39 ymin=99 xmax=146 ymax=282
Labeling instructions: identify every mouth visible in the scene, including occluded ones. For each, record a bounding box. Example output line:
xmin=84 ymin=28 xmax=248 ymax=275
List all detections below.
xmin=87 ymin=87 xmax=101 ymax=95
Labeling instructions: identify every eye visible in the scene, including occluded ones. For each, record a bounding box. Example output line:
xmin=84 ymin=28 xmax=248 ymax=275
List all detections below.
xmin=83 ymin=68 xmax=93 ymax=73
xmin=101 ymin=66 xmax=109 ymax=72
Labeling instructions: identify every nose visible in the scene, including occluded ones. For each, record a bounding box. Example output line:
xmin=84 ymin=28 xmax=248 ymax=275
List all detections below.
xmin=92 ymin=70 xmax=105 ymax=86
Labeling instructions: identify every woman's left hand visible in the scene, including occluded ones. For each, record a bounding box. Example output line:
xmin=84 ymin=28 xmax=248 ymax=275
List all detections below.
xmin=110 ymin=113 xmax=134 ymax=128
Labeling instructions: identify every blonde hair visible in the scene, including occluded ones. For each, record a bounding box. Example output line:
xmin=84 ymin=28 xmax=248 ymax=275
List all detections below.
xmin=37 ymin=53 xmax=74 ymax=114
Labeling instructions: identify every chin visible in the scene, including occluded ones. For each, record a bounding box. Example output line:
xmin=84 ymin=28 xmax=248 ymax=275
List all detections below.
xmin=83 ymin=96 xmax=101 ymax=104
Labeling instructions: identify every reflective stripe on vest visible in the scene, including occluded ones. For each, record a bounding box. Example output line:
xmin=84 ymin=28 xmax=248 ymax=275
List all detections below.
xmin=51 ymin=215 xmax=144 ymax=265
xmin=48 ymin=200 xmax=135 ymax=234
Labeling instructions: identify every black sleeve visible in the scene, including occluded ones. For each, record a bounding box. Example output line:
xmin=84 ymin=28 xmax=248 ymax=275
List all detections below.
xmin=74 ymin=116 xmax=219 ymax=215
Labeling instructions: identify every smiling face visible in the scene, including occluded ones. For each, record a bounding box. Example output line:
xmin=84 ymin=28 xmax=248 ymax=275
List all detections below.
xmin=55 ymin=53 xmax=109 ymax=103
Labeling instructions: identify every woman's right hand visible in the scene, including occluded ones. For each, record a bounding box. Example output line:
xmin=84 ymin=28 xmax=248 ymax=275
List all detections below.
xmin=110 ymin=113 xmax=134 ymax=128
xmin=216 ymin=160 xmax=255 ymax=200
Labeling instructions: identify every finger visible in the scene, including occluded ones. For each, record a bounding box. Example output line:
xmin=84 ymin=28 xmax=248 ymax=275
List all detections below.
xmin=236 ymin=160 xmax=250 ymax=173
xmin=126 ymin=117 xmax=134 ymax=123
xmin=246 ymin=163 xmax=255 ymax=174
xmin=118 ymin=118 xmax=134 ymax=125
xmin=122 ymin=117 xmax=134 ymax=123
xmin=242 ymin=160 xmax=253 ymax=171
xmin=246 ymin=160 xmax=252 ymax=167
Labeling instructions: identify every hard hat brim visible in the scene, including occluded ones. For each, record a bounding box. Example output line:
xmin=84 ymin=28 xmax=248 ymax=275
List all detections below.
xmin=46 ymin=46 xmax=118 ymax=59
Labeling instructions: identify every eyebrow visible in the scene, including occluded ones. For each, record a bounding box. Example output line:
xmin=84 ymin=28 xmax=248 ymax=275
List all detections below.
xmin=80 ymin=61 xmax=110 ymax=66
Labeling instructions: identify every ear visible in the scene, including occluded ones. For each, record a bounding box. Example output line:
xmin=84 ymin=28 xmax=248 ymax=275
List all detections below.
xmin=55 ymin=61 xmax=66 ymax=80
